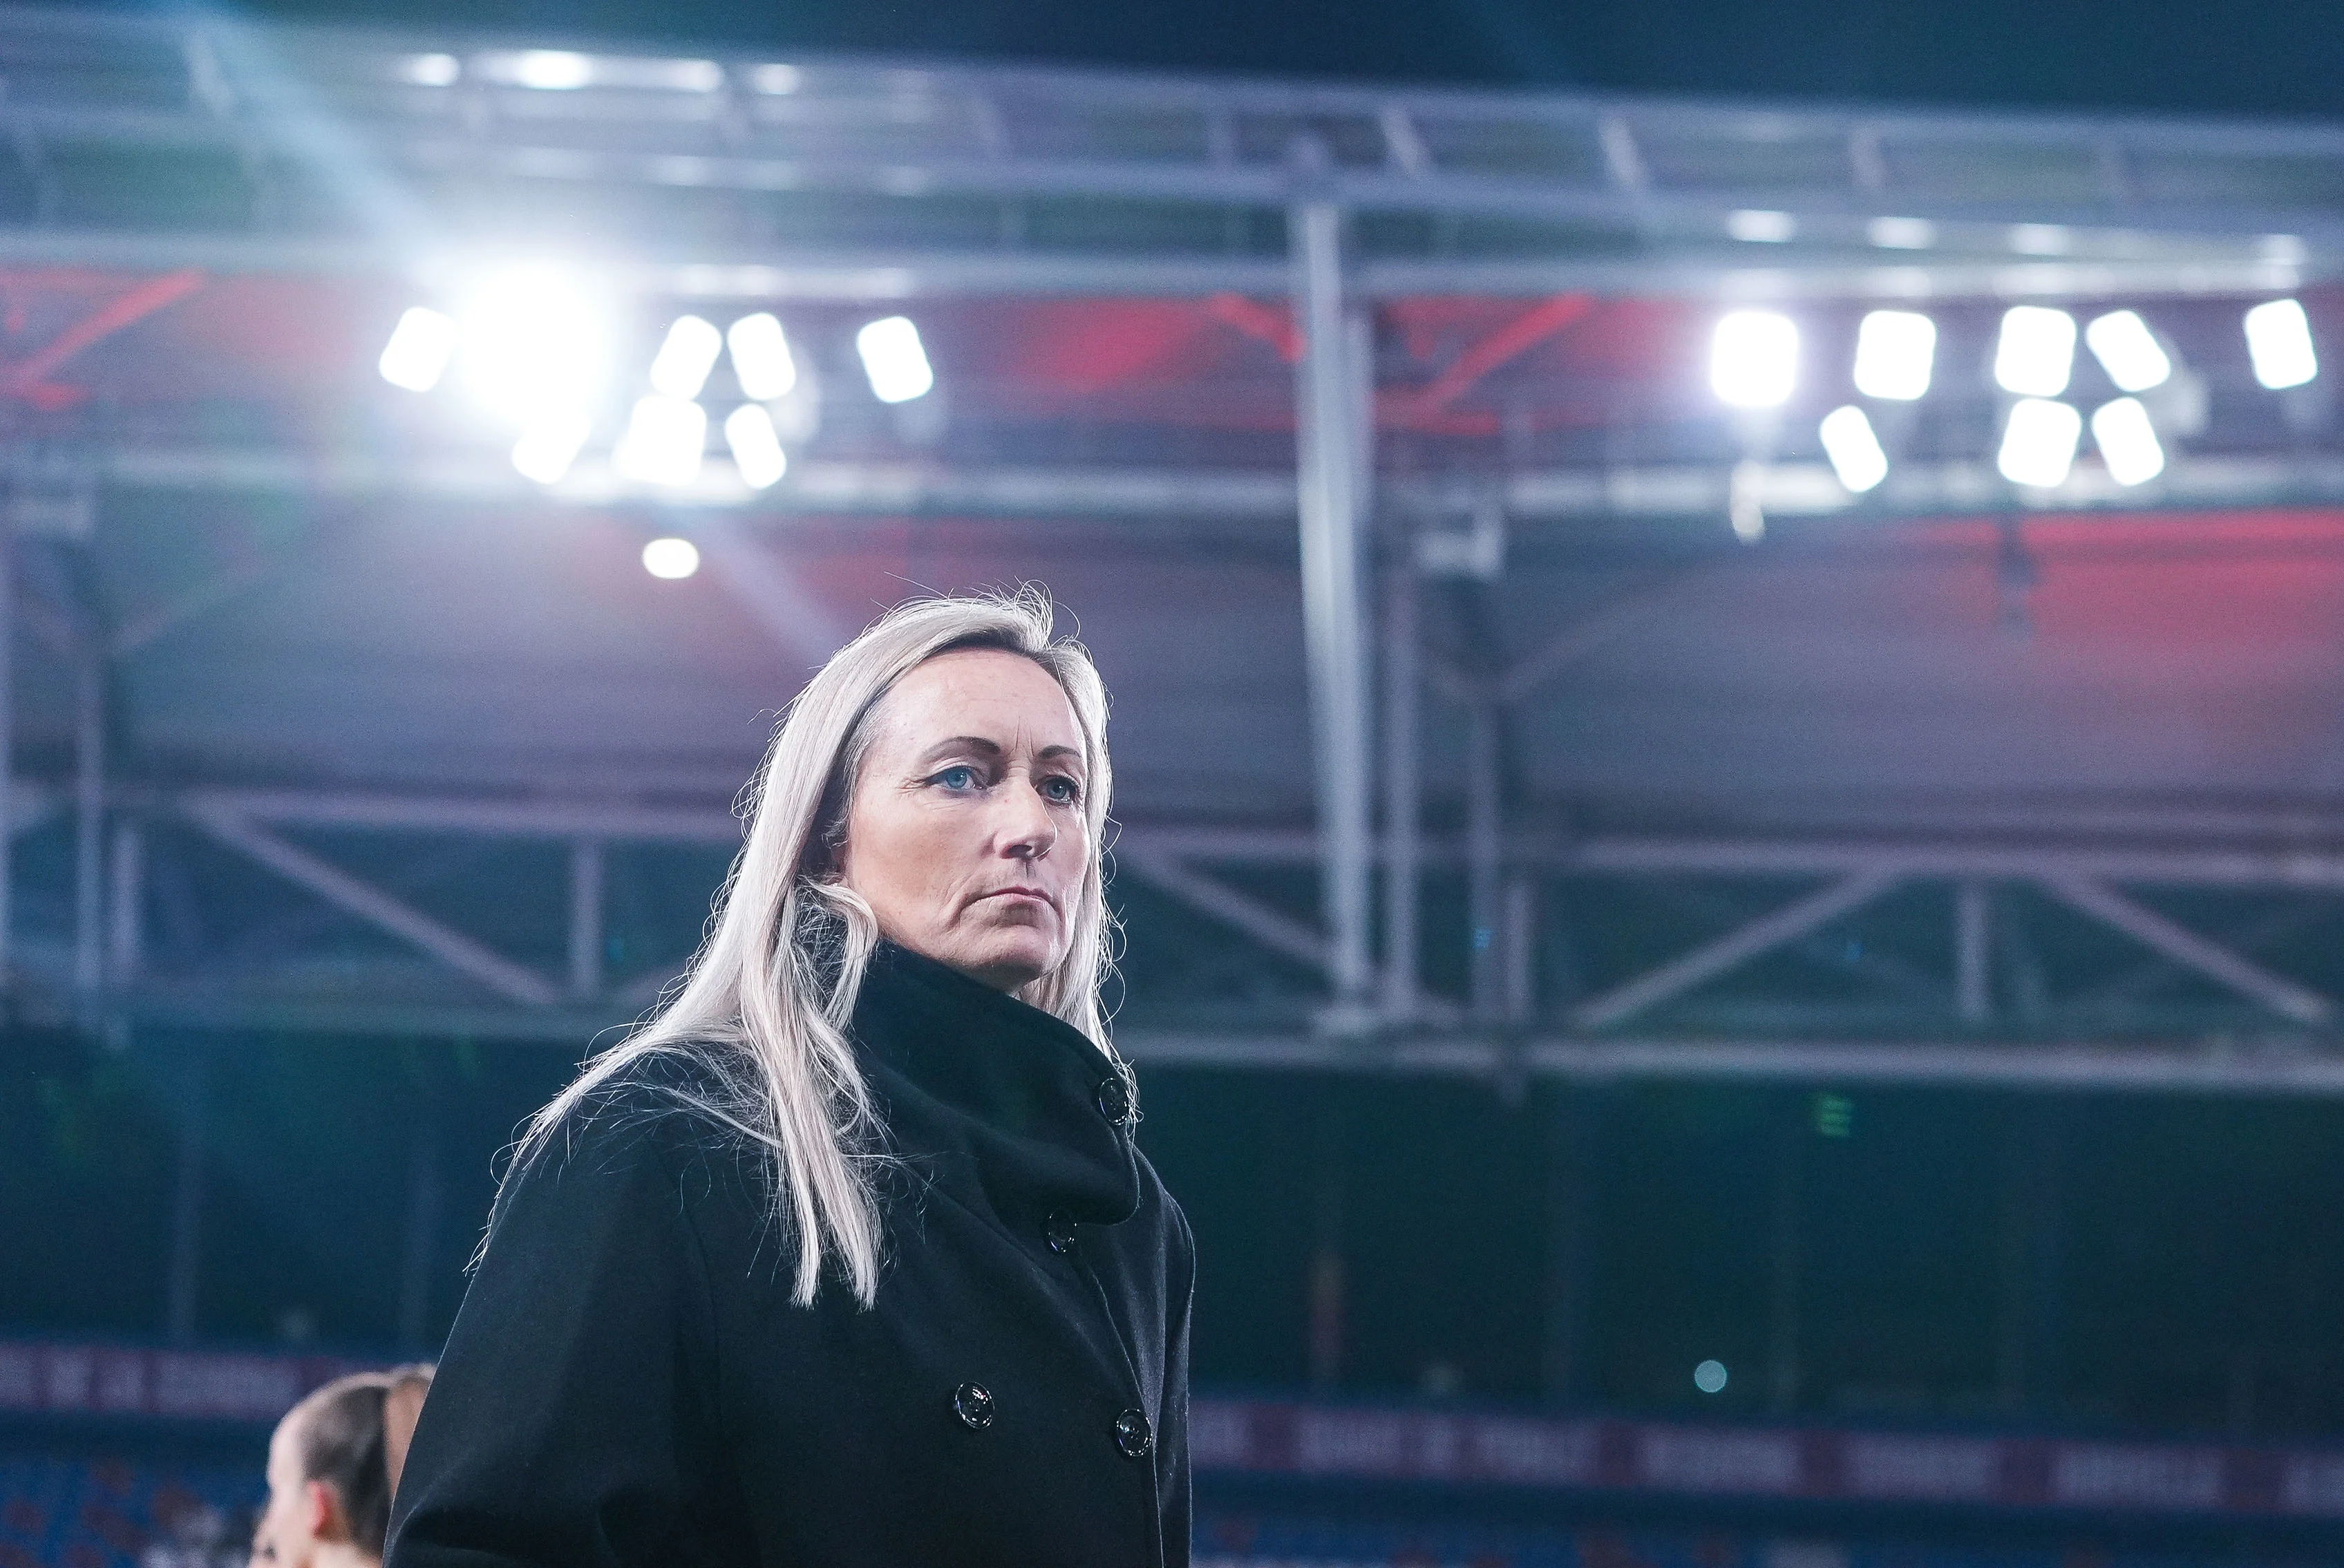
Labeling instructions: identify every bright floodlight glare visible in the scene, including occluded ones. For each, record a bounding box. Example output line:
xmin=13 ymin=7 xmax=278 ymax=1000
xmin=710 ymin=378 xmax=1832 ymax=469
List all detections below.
xmin=456 ymin=266 xmax=607 ymax=424
xmin=1694 ymin=1360 xmax=1729 ymax=1395
xmin=1708 ymin=310 xmax=1799 ymax=409
xmin=1996 ymin=397 xmax=2083 ymax=488
xmin=1726 ymin=209 xmax=1795 ymax=243
xmin=1994 ymin=305 xmax=2077 ymax=397
xmin=2084 ymin=310 xmax=2172 ymax=393
xmin=856 ymin=316 xmax=934 ymax=403
xmin=2244 ymin=299 xmax=2318 ymax=390
xmin=1868 ymin=216 xmax=1936 ymax=249
xmin=2010 ymin=223 xmax=2072 ymax=256
xmin=649 ymin=315 xmax=723 ymax=400
xmin=614 ymin=395 xmax=708 ymax=487
xmin=2091 ymin=397 xmax=2166 ymax=487
xmin=377 ymin=306 xmax=455 ymax=392
xmin=1852 ymin=310 xmax=1936 ymax=401
xmin=642 ymin=537 xmax=701 ymax=580
xmin=724 ymin=404 xmax=788 ymax=489
xmin=401 ymin=53 xmax=460 ymax=86
xmin=1819 ymin=405 xmax=1890 ymax=493
xmin=510 ymin=408 xmax=592 ymax=485
xmin=511 ymin=50 xmax=592 ymax=88
xmin=727 ymin=312 xmax=797 ymax=399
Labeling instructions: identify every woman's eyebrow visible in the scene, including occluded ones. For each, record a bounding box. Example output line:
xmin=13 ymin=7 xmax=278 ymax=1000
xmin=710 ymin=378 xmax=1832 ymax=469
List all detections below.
xmin=915 ymin=735 xmax=1005 ymax=764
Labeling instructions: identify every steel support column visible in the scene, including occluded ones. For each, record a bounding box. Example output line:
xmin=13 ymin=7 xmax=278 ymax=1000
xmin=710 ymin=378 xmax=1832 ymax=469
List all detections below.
xmin=1291 ymin=197 xmax=1375 ymax=1020
xmin=1768 ymin=1115 xmax=1804 ymax=1413
xmin=109 ymin=815 xmax=142 ymax=985
xmin=397 ymin=1104 xmax=443 ymax=1350
xmin=1957 ymin=879 xmax=1992 ymax=1024
xmin=1504 ymin=876 xmax=1538 ymax=1023
xmin=164 ymin=1040 xmax=209 ymax=1345
xmin=1467 ymin=699 xmax=1504 ymax=1021
xmin=1379 ymin=557 xmax=1419 ymax=1022
xmin=1307 ymin=1092 xmax=1346 ymax=1390
xmin=0 ymin=515 xmax=11 ymax=996
xmin=569 ymin=839 xmax=605 ymax=1000
xmin=74 ymin=644 xmax=103 ymax=992
xmin=1997 ymin=1102 xmax=2066 ymax=1414
xmin=1541 ymin=1088 xmax=1598 ymax=1403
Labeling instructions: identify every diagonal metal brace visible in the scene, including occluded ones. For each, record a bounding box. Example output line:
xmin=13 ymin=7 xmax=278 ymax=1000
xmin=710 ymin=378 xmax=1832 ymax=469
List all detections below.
xmin=1115 ymin=847 xmax=1332 ymax=973
xmin=1572 ymin=869 xmax=1902 ymax=1031
xmin=1115 ymin=847 xmax=1459 ymax=1026
xmin=189 ymin=807 xmax=561 ymax=1006
xmin=2036 ymin=873 xmax=2333 ymax=1026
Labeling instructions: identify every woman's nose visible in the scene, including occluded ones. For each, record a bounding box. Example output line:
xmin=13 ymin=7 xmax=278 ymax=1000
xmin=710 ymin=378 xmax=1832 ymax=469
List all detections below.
xmin=997 ymin=783 xmax=1057 ymax=858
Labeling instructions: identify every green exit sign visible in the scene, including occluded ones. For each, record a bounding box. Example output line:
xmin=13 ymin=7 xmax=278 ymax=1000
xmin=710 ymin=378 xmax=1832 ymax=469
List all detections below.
xmin=1813 ymin=1093 xmax=1854 ymax=1138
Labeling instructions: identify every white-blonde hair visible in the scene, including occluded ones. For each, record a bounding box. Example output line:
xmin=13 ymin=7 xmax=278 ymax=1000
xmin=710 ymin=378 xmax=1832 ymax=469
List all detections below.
xmin=513 ymin=587 xmax=1126 ymax=1306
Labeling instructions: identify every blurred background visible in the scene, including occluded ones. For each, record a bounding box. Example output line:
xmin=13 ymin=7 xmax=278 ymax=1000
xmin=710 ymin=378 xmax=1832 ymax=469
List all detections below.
xmin=7 ymin=0 xmax=2344 ymax=1565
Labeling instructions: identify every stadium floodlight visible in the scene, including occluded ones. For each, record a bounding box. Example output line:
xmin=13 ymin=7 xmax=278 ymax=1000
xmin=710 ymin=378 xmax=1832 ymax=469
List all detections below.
xmin=510 ymin=408 xmax=592 ymax=485
xmin=1994 ymin=306 xmax=2077 ymax=397
xmin=641 ymin=537 xmax=701 ymax=579
xmin=1996 ymin=398 xmax=2083 ymax=488
xmin=2090 ymin=397 xmax=2165 ymax=487
xmin=1867 ymin=216 xmax=1936 ymax=249
xmin=2009 ymin=224 xmax=2071 ymax=256
xmin=400 ymin=53 xmax=460 ymax=86
xmin=455 ymin=265 xmax=608 ymax=425
xmin=2244 ymin=299 xmax=2318 ymax=390
xmin=649 ymin=315 xmax=723 ymax=400
xmin=1709 ymin=310 xmax=1799 ymax=410
xmin=2084 ymin=310 xmax=2171 ymax=393
xmin=377 ymin=306 xmax=455 ymax=393
xmin=614 ymin=395 xmax=708 ymax=487
xmin=857 ymin=316 xmax=934 ymax=403
xmin=724 ymin=404 xmax=788 ymax=489
xmin=510 ymin=50 xmax=592 ymax=89
xmin=727 ymin=312 xmax=797 ymax=400
xmin=1852 ymin=310 xmax=1936 ymax=401
xmin=1819 ymin=406 xmax=1889 ymax=493
xmin=1727 ymin=209 xmax=1796 ymax=243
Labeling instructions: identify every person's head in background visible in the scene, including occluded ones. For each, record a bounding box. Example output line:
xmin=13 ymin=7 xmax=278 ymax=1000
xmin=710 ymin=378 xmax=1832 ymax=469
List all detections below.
xmin=249 ymin=1364 xmax=433 ymax=1568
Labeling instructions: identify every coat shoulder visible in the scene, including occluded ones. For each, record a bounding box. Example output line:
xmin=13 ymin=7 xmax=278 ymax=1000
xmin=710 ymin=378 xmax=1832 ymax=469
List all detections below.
xmin=507 ymin=1043 xmax=771 ymax=1210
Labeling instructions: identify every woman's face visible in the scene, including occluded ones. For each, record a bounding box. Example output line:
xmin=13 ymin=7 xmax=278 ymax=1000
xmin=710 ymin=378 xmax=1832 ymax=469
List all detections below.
xmin=249 ymin=1418 xmax=328 ymax=1568
xmin=838 ymin=649 xmax=1091 ymax=992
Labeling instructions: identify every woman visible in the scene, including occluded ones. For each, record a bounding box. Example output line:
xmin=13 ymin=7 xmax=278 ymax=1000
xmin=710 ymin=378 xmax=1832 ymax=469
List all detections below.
xmin=250 ymin=1364 xmax=435 ymax=1568
xmin=388 ymin=590 xmax=1193 ymax=1568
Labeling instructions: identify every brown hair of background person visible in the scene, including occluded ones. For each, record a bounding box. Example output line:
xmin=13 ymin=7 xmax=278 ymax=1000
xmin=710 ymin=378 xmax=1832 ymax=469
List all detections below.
xmin=251 ymin=1364 xmax=435 ymax=1568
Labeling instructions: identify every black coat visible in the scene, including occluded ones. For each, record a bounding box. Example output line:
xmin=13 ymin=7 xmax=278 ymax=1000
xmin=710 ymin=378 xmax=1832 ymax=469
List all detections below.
xmin=387 ymin=942 xmax=1193 ymax=1568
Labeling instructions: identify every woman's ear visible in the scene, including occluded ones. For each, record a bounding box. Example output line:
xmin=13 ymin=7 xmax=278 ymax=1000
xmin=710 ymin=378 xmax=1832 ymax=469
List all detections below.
xmin=304 ymin=1479 xmax=348 ymax=1542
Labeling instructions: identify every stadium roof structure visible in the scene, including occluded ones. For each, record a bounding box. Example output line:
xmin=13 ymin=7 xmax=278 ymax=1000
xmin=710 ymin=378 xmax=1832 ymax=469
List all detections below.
xmin=11 ymin=8 xmax=2344 ymax=1090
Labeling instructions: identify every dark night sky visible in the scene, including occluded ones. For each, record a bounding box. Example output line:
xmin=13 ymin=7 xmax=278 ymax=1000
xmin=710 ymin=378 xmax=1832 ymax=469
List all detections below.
xmin=46 ymin=0 xmax=2344 ymax=121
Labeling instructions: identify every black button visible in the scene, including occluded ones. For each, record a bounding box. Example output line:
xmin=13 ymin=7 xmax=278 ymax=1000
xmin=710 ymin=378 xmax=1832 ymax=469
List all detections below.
xmin=1044 ymin=1211 xmax=1079 ymax=1254
xmin=1095 ymin=1076 xmax=1131 ymax=1122
xmin=1113 ymin=1407 xmax=1153 ymax=1459
xmin=952 ymin=1383 xmax=994 ymax=1430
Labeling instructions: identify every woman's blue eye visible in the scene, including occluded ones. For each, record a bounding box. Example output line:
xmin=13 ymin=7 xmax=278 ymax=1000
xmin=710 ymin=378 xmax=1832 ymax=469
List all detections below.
xmin=1043 ymin=777 xmax=1079 ymax=802
xmin=936 ymin=766 xmax=978 ymax=789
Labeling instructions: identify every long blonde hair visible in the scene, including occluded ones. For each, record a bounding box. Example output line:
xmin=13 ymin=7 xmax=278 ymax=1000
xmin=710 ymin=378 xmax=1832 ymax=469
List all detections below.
xmin=515 ymin=587 xmax=1126 ymax=1306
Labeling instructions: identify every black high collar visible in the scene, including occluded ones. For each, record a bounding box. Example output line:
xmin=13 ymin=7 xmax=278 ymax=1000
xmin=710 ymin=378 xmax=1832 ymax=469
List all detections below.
xmin=851 ymin=941 xmax=1140 ymax=1229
